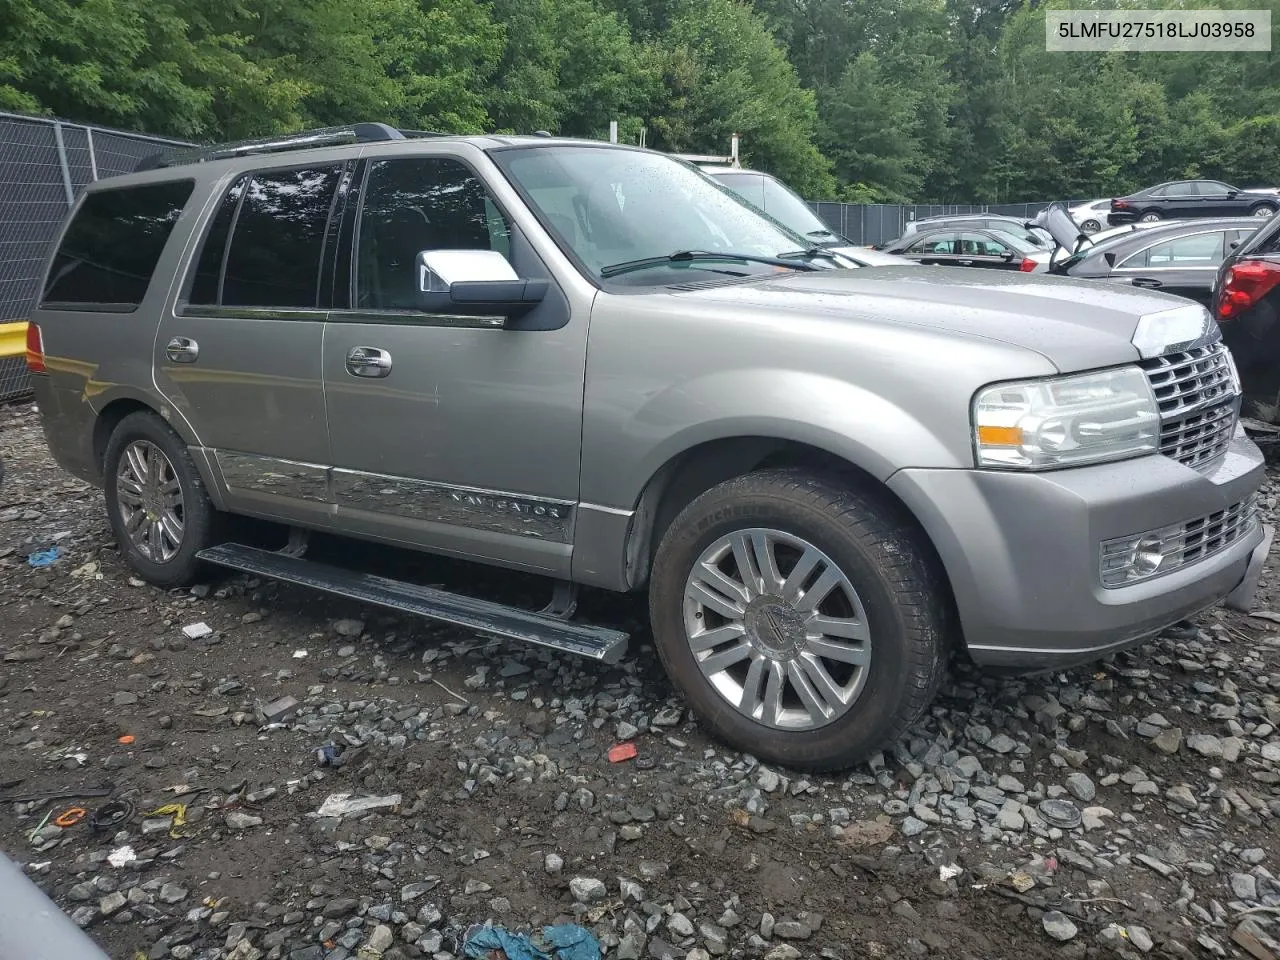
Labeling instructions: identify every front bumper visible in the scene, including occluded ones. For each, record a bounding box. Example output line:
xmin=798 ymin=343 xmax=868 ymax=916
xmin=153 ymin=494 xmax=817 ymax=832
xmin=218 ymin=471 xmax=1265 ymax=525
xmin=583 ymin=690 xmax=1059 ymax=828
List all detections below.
xmin=888 ymin=433 xmax=1268 ymax=670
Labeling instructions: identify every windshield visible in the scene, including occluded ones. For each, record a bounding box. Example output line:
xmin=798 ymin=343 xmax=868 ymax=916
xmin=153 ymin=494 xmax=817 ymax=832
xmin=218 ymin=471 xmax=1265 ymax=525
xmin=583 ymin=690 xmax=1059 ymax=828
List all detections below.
xmin=715 ymin=172 xmax=837 ymax=240
xmin=492 ymin=146 xmax=814 ymax=285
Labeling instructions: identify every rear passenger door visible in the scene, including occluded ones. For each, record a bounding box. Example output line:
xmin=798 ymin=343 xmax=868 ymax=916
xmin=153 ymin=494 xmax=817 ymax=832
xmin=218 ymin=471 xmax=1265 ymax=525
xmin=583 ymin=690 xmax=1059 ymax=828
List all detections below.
xmin=902 ymin=233 xmax=958 ymax=265
xmin=155 ymin=163 xmax=349 ymax=523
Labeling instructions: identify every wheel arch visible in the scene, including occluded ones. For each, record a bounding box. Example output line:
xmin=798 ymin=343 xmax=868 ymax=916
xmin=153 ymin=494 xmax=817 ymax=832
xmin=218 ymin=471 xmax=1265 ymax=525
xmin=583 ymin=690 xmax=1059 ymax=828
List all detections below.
xmin=620 ymin=435 xmax=958 ymax=624
xmin=93 ymin=396 xmax=226 ymax=509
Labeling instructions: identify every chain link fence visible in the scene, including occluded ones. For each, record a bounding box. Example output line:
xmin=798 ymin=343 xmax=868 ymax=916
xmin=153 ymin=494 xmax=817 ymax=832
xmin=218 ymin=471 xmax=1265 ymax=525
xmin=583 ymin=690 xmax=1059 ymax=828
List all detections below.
xmin=809 ymin=201 xmax=1062 ymax=248
xmin=0 ymin=112 xmax=193 ymax=401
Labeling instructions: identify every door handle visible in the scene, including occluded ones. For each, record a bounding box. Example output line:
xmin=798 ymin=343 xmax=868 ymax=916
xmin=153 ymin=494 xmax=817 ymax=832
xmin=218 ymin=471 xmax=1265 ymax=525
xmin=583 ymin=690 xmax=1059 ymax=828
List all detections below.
xmin=956 ymin=259 xmax=973 ymax=266
xmin=346 ymin=346 xmax=392 ymax=378
xmin=1131 ymin=277 xmax=1163 ymax=289
xmin=165 ymin=336 xmax=199 ymax=363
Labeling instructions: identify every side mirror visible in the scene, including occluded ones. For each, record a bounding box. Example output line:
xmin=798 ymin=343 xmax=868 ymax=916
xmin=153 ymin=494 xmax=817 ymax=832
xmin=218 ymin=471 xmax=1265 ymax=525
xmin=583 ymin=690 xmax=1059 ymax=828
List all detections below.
xmin=416 ymin=249 xmax=547 ymax=318
xmin=1001 ymin=250 xmax=1016 ymax=261
xmin=1227 ymin=190 xmax=1239 ymax=198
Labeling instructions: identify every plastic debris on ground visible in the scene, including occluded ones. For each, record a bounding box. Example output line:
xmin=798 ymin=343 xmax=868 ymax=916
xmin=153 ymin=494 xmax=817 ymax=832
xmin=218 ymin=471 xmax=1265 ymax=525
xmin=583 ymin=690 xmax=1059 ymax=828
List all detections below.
xmin=939 ymin=863 xmax=962 ymax=881
xmin=144 ymin=802 xmax=188 ymax=838
xmin=292 ymin=649 xmax=308 ymax=659
xmin=462 ymin=923 xmax=601 ymax=960
xmin=26 ymin=547 xmax=60 ymax=567
xmin=182 ymin=622 xmax=214 ymax=640
xmin=313 ymin=792 xmax=401 ymax=818
xmin=107 ymin=845 xmax=137 ymax=868
xmin=606 ymin=743 xmax=637 ymax=763
xmin=315 ymin=743 xmax=343 ymax=767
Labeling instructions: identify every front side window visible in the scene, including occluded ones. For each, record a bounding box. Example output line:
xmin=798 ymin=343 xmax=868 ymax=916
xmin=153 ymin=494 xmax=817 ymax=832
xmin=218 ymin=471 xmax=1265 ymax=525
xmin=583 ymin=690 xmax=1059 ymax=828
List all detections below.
xmin=959 ymin=232 xmax=1009 ymax=256
xmin=355 ymin=157 xmax=512 ymax=310
xmin=41 ymin=180 xmax=194 ymax=308
xmin=221 ymin=166 xmax=343 ymax=308
xmin=492 ymin=146 xmax=808 ymax=285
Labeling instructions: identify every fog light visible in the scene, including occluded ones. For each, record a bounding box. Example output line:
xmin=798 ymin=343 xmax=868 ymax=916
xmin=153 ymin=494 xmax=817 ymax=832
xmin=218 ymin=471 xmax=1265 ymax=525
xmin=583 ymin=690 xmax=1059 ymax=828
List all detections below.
xmin=1129 ymin=535 xmax=1166 ymax=577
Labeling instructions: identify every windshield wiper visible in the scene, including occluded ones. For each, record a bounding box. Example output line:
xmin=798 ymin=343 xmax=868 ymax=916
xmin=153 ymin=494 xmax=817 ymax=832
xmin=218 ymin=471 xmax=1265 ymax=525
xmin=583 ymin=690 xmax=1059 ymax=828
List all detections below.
xmin=600 ymin=249 xmax=819 ymax=279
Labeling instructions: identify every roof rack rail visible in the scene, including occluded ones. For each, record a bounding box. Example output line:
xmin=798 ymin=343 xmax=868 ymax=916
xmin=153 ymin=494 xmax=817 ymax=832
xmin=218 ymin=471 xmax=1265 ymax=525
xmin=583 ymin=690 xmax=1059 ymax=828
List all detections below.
xmin=134 ymin=122 xmax=409 ymax=173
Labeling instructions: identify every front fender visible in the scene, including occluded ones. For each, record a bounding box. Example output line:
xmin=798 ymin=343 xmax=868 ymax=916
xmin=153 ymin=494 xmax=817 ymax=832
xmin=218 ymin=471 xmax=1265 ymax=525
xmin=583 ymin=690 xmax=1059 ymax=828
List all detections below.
xmin=584 ymin=368 xmax=973 ymax=510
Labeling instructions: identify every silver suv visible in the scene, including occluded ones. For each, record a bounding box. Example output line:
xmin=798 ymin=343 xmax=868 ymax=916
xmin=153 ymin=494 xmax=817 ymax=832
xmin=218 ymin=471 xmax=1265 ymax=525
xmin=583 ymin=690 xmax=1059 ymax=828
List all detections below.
xmin=26 ymin=124 xmax=1272 ymax=770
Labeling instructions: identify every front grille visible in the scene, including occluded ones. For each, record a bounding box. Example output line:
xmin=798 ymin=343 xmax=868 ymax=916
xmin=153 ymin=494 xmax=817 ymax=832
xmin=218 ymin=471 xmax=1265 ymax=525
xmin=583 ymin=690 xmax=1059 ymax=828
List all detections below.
xmin=1140 ymin=343 xmax=1239 ymax=470
xmin=1100 ymin=494 xmax=1258 ymax=587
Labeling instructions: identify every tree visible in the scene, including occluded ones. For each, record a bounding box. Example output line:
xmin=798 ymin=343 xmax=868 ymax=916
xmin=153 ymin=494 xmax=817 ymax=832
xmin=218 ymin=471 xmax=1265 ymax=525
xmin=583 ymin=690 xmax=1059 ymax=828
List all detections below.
xmin=649 ymin=0 xmax=836 ymax=197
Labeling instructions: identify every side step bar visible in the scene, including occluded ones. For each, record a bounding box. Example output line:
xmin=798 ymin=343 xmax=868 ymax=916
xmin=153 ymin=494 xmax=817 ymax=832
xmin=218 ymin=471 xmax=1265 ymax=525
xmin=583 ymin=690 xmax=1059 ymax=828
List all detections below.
xmin=196 ymin=543 xmax=629 ymax=664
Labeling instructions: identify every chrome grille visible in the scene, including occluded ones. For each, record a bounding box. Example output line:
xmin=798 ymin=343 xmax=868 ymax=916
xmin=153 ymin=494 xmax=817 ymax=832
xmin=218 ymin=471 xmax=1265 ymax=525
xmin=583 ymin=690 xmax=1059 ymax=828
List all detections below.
xmin=1140 ymin=343 xmax=1239 ymax=470
xmin=1100 ymin=494 xmax=1258 ymax=587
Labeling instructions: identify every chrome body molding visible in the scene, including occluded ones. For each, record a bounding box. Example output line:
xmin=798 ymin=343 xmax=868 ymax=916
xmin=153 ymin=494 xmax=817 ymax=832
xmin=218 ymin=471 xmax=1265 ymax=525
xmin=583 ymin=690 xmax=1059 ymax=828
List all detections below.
xmin=211 ymin=449 xmax=575 ymax=541
xmin=332 ymin=469 xmax=574 ymax=541
xmin=215 ymin=450 xmax=331 ymax=503
xmin=176 ymin=304 xmax=505 ymax=329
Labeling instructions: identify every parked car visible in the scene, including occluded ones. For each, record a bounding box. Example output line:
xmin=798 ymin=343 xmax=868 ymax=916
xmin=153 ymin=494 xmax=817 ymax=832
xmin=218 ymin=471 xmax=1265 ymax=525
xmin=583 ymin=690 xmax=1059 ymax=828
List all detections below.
xmin=881 ymin=214 xmax=1055 ymax=250
xmin=1214 ymin=210 xmax=1280 ymax=420
xmin=882 ymin=226 xmax=1051 ymax=272
xmin=1108 ymin=180 xmax=1279 ymax=226
xmin=26 ymin=124 xmax=1270 ymax=770
xmin=1045 ymin=218 xmax=1261 ymax=307
xmin=698 ymin=165 xmax=917 ymax=267
xmin=1068 ymin=198 xmax=1112 ymax=234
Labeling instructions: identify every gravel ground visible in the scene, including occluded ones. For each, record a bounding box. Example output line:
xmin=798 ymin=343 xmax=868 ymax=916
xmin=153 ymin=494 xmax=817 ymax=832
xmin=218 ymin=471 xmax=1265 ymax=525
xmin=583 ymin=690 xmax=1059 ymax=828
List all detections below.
xmin=6 ymin=399 xmax=1280 ymax=960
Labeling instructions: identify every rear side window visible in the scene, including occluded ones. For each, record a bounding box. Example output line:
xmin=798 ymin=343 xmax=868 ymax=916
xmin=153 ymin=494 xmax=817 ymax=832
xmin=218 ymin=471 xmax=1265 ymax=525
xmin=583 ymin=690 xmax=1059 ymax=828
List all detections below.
xmin=41 ymin=180 xmax=194 ymax=309
xmin=189 ymin=178 xmax=247 ymax=305
xmin=221 ymin=166 xmax=343 ymax=308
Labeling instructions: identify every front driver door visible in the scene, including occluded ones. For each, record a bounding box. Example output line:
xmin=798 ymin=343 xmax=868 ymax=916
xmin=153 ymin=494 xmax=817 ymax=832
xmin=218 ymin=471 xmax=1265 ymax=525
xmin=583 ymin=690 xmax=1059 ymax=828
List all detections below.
xmin=320 ymin=151 xmax=588 ymax=578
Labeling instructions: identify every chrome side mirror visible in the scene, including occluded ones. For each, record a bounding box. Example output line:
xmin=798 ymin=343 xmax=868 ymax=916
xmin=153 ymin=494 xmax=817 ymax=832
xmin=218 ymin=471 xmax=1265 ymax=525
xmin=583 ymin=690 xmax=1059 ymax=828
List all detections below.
xmin=414 ymin=250 xmax=547 ymax=318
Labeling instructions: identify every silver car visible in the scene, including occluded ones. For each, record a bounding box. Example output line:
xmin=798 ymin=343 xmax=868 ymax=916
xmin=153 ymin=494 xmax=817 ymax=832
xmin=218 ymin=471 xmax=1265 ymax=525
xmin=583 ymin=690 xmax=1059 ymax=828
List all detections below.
xmin=26 ymin=125 xmax=1272 ymax=770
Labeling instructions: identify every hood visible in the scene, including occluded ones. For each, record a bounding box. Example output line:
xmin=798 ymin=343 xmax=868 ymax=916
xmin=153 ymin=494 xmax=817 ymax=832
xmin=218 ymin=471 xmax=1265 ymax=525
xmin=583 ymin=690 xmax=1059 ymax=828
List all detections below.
xmin=668 ymin=266 xmax=1218 ymax=372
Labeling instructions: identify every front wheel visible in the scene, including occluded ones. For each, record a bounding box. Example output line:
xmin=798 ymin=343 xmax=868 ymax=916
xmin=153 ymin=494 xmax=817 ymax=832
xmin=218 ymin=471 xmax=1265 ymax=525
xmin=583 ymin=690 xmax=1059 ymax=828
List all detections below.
xmin=104 ymin=411 xmax=219 ymax=588
xmin=1081 ymin=219 xmax=1101 ymax=234
xmin=1252 ymin=203 xmax=1276 ymax=218
xmin=648 ymin=469 xmax=950 ymax=771
xmin=1139 ymin=211 xmax=1162 ymax=223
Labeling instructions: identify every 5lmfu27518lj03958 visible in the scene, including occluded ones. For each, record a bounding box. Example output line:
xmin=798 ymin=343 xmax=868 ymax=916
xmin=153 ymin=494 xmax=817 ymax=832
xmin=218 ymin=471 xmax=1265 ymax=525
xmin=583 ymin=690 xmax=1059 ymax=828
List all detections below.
xmin=25 ymin=123 xmax=1273 ymax=770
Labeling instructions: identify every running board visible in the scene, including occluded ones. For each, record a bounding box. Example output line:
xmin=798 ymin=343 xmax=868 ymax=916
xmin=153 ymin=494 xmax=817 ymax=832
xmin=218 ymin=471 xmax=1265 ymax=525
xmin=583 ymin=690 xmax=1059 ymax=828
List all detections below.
xmin=196 ymin=543 xmax=628 ymax=664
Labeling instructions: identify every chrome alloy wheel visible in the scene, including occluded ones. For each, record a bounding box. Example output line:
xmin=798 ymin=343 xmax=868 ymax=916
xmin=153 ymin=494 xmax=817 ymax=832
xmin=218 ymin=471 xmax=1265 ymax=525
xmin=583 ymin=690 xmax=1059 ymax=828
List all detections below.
xmin=682 ymin=528 xmax=872 ymax=731
xmin=115 ymin=440 xmax=185 ymax=563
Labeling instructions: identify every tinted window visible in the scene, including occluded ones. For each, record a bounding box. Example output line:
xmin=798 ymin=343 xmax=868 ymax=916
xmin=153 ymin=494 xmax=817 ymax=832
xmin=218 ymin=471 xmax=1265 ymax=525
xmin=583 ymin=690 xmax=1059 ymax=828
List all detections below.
xmin=959 ymin=232 xmax=1010 ymax=256
xmin=222 ymin=166 xmax=342 ymax=308
xmin=906 ymin=233 xmax=956 ymax=255
xmin=1199 ymin=181 xmax=1232 ymax=198
xmin=1123 ymin=232 xmax=1225 ymax=268
xmin=189 ymin=178 xmax=247 ymax=305
xmin=42 ymin=180 xmax=194 ymax=308
xmin=355 ymin=157 xmax=513 ymax=310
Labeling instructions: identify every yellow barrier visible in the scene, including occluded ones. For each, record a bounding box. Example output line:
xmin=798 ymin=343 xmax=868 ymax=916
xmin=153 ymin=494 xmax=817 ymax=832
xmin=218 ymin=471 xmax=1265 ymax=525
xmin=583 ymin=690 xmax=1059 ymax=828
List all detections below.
xmin=0 ymin=321 xmax=28 ymax=360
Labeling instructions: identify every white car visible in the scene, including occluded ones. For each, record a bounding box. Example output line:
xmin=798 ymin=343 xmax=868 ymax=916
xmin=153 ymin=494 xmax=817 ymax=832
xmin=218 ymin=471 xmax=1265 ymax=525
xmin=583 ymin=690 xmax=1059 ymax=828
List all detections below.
xmin=1068 ymin=198 xmax=1112 ymax=234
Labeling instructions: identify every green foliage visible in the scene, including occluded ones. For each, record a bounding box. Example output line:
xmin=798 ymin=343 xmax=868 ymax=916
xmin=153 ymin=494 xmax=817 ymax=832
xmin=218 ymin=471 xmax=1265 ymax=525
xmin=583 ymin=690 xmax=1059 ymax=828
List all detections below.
xmin=4 ymin=0 xmax=1280 ymax=202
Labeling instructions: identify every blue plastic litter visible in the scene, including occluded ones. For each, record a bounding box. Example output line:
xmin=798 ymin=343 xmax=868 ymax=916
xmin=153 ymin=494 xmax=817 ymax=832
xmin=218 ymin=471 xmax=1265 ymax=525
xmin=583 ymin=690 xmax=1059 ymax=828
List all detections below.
xmin=27 ymin=547 xmax=61 ymax=568
xmin=462 ymin=923 xmax=599 ymax=960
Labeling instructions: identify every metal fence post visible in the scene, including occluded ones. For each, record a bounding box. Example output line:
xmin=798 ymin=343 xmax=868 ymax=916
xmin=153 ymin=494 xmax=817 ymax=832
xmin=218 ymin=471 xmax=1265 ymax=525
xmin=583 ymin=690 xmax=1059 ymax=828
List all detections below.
xmin=51 ymin=121 xmax=74 ymax=206
xmin=85 ymin=127 xmax=99 ymax=181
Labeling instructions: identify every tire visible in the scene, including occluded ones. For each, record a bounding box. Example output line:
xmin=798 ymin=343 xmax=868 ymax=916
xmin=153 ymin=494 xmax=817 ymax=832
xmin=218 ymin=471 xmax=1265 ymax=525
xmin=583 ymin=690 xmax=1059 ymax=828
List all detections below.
xmin=103 ymin=410 xmax=219 ymax=588
xmin=1251 ymin=203 xmax=1276 ymax=218
xmin=648 ymin=468 xmax=950 ymax=771
xmin=1139 ymin=211 xmax=1162 ymax=223
xmin=1081 ymin=219 xmax=1101 ymax=234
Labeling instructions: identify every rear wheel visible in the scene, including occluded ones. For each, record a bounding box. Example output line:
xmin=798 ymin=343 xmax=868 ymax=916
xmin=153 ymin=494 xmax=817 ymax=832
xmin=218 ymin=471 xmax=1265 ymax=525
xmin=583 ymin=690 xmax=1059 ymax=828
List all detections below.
xmin=1081 ymin=218 xmax=1101 ymax=234
xmin=648 ymin=468 xmax=950 ymax=771
xmin=1251 ymin=203 xmax=1276 ymax=218
xmin=1139 ymin=211 xmax=1162 ymax=223
xmin=104 ymin=411 xmax=218 ymax=588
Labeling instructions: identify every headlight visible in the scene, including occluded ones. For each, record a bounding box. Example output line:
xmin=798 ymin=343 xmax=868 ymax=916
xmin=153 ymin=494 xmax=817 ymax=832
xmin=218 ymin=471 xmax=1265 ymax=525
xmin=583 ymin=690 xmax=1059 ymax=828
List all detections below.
xmin=973 ymin=366 xmax=1160 ymax=469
